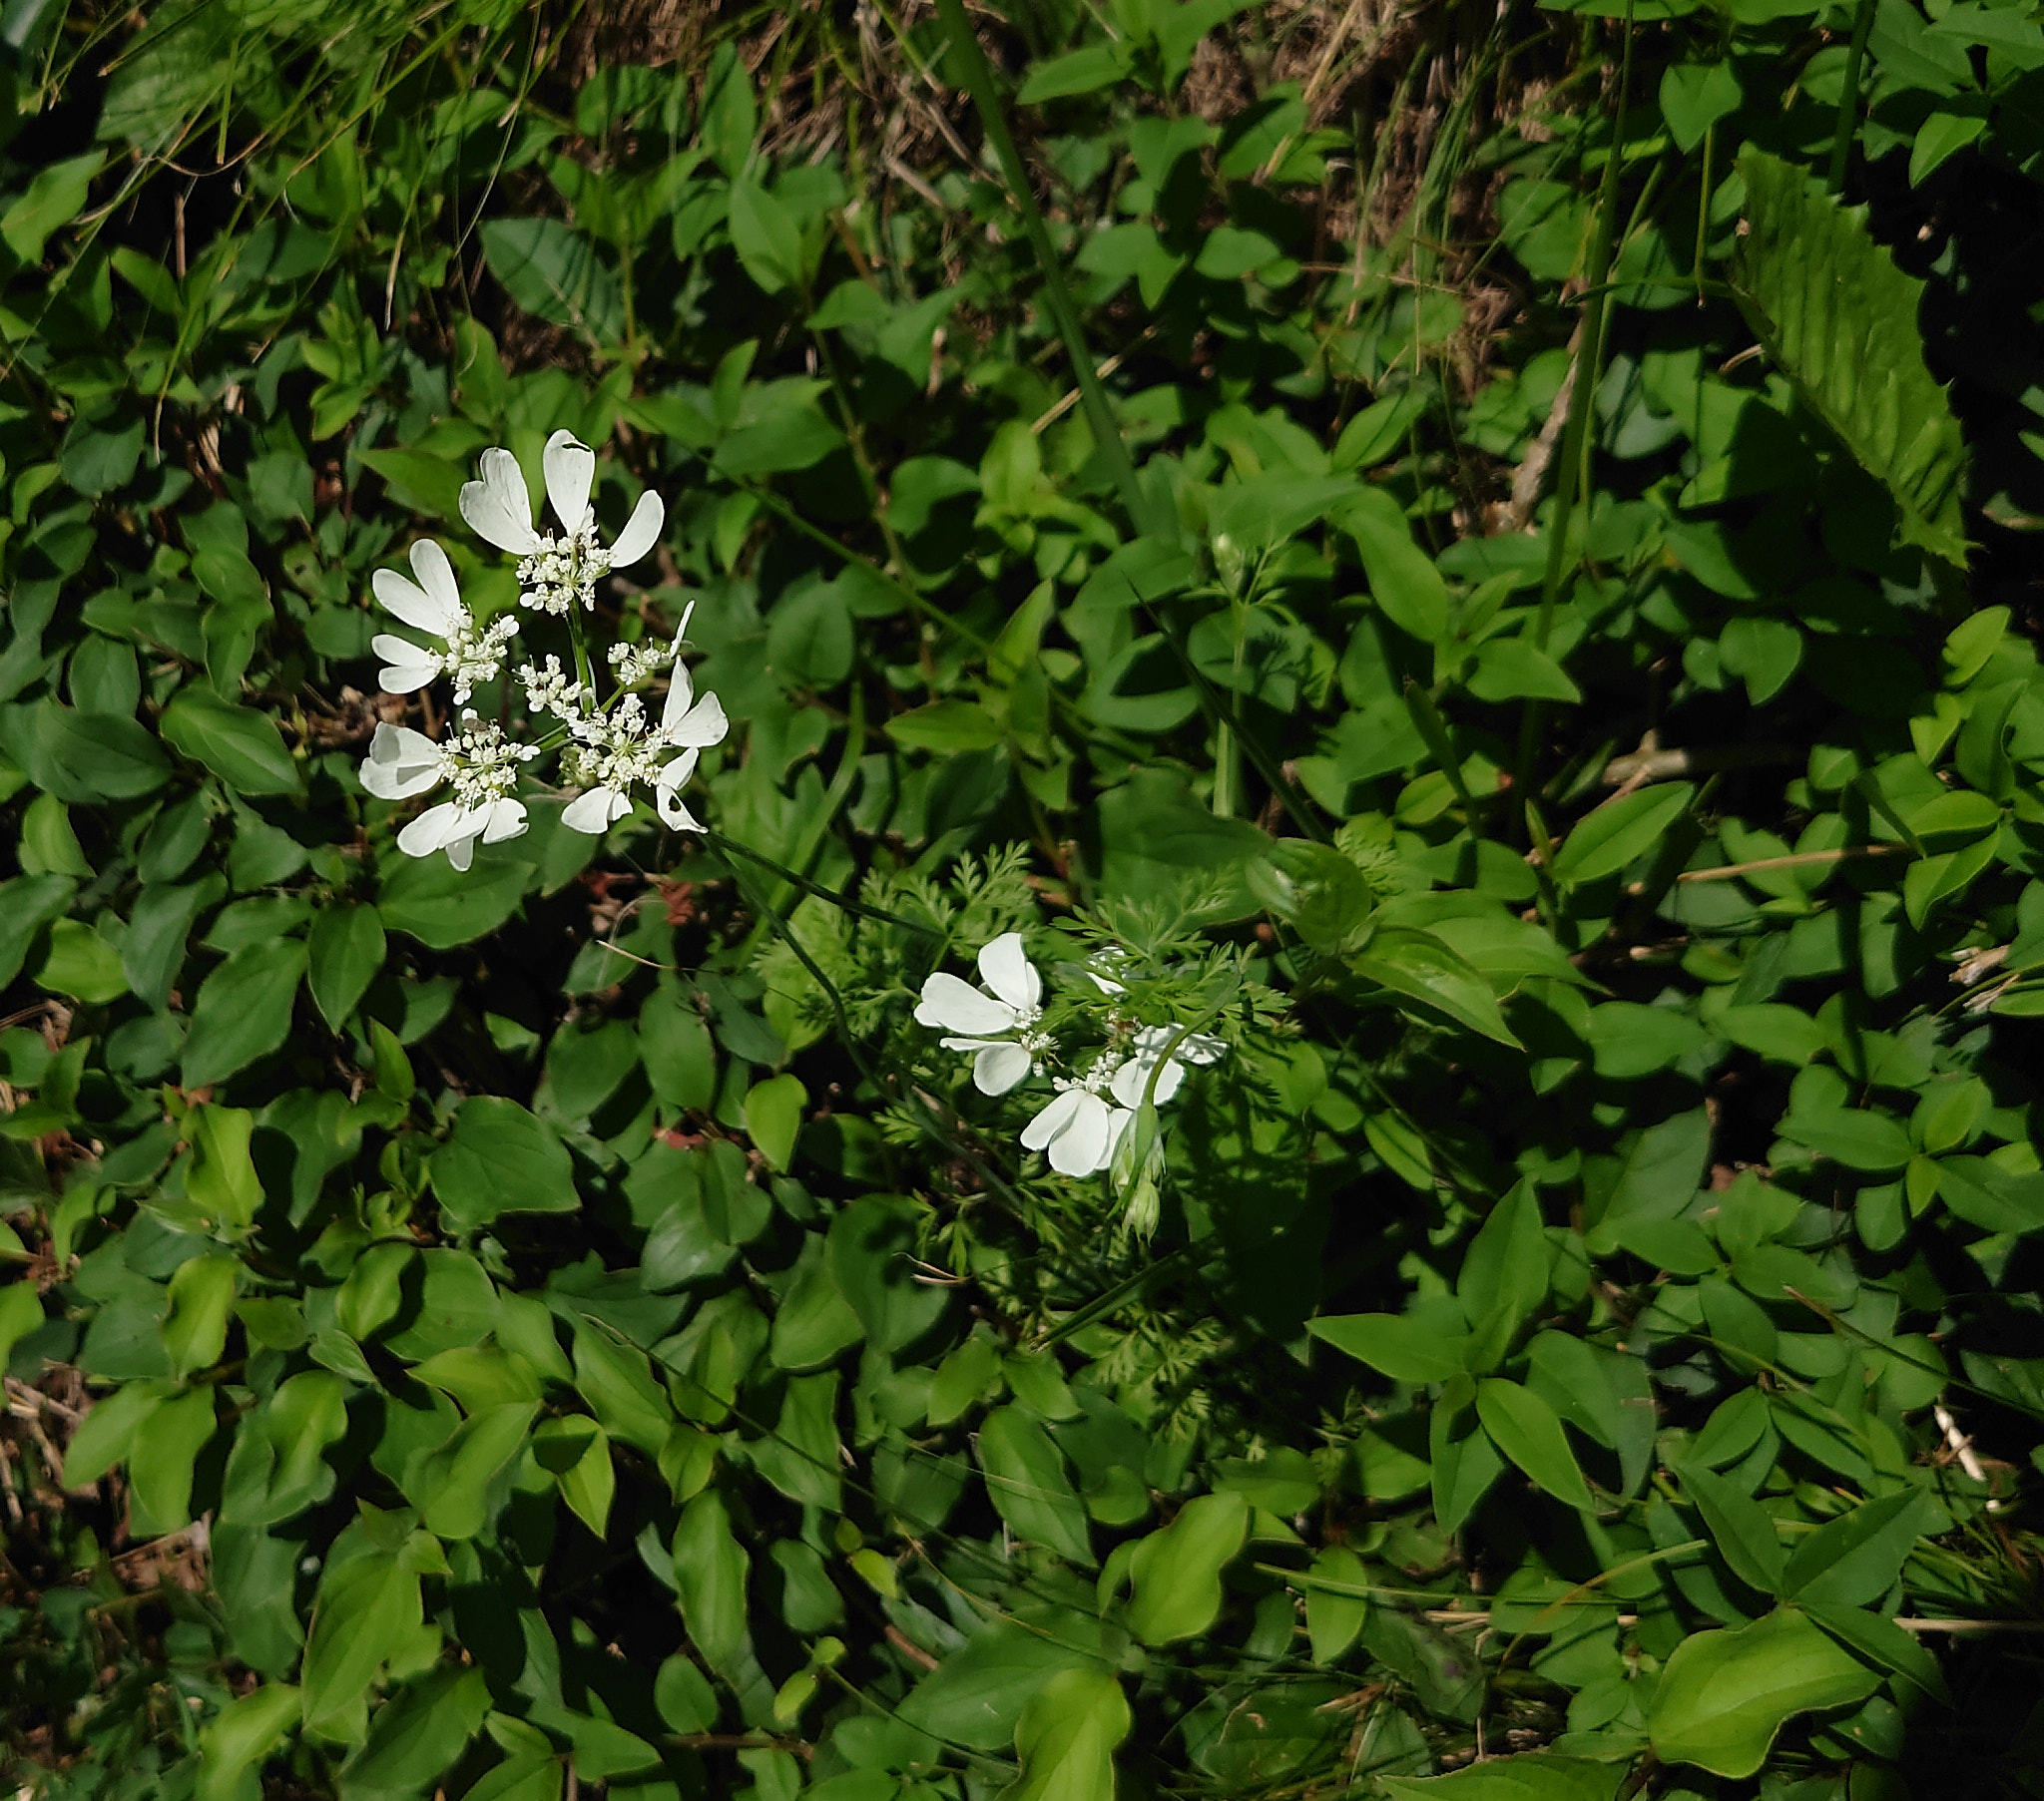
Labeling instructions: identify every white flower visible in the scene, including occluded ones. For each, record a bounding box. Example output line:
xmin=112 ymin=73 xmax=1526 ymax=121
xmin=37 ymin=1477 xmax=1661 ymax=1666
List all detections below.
xmin=369 ymin=539 xmax=518 ymax=705
xmin=1109 ymin=1025 xmax=1226 ymax=1109
xmin=518 ymin=654 xmax=587 ymax=722
xmin=914 ymin=932 xmax=1054 ymax=1096
xmin=1021 ymin=1065 xmax=1136 ymax=1177
xmin=557 ymin=636 xmax=730 ymax=837
xmin=459 ymin=431 xmax=665 ymax=615
xmin=358 ymin=714 xmax=538 ymax=871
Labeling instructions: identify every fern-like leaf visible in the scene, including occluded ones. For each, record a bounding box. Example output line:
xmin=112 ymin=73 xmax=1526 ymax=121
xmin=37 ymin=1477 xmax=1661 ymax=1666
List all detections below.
xmin=1733 ymin=148 xmax=1969 ymax=569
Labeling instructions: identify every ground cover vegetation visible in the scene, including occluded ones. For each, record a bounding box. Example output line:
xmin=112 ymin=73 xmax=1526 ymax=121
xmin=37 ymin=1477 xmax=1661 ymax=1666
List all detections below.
xmin=3 ymin=0 xmax=2044 ymax=1795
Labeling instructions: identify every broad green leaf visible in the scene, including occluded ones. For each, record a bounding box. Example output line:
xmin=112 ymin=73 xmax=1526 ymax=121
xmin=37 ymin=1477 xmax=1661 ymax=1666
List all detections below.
xmin=827 ymin=1193 xmax=947 ymax=1355
xmin=1017 ymin=44 xmax=1128 ymax=102
xmin=673 ymin=1490 xmax=751 ymax=1672
xmin=1781 ymin=1489 xmax=1940 ymax=1607
xmin=899 ymin=1622 xmax=1101 ymax=1751
xmin=337 ymin=1665 xmax=491 ymax=1801
xmin=1308 ymin=1311 xmax=1467 ymax=1383
xmin=1778 ymin=1106 xmax=1913 ymax=1173
xmin=1474 ymin=1378 xmax=1594 ymax=1511
xmin=163 ymin=1253 xmax=238 ymax=1378
xmin=1802 ymin=1599 xmax=1950 ymax=1703
xmin=728 ymin=177 xmax=806 ymax=294
xmin=160 ymin=688 xmax=302 ymax=796
xmin=1431 ymin=1377 xmax=1503 ymax=1533
xmin=1551 ymin=783 xmax=1695 ymax=886
xmin=1733 ymin=148 xmax=1967 ymax=567
xmin=197 ymin=1684 xmax=303 ymax=1801
xmin=430 ymin=1097 xmax=577 ymax=1231
xmin=0 ymin=874 xmax=76 ymax=988
xmin=1380 ymin=1755 xmax=1623 ymax=1799
xmin=1304 ymin=1545 xmax=1369 ymax=1664
xmin=480 ymin=218 xmax=625 ymax=344
xmin=128 ymin=1384 xmax=216 ymax=1533
xmin=1351 ymin=928 xmax=1522 ymax=1048
xmin=30 ymin=704 xmax=171 ymax=802
xmin=1337 ymin=488 xmax=1449 ymax=644
xmin=1126 ymin=1491 xmax=1248 ymax=1644
xmin=743 ymin=1073 xmax=805 ymax=1172
xmin=180 ymin=939 xmax=308 ymax=1090
xmin=883 ymin=699 xmax=1005 ymax=752
xmin=403 ymin=1402 xmax=536 ymax=1539
xmin=2 ymin=151 xmax=105 ymax=262
xmin=1934 ymin=1155 xmax=2044 ymax=1233
xmin=999 ymin=1668 xmax=1131 ymax=1801
xmin=1678 ymin=1463 xmax=1786 ymax=1595
xmin=977 ymin=1406 xmax=1094 ymax=1565
xmin=1646 ymin=1607 xmax=1882 ymax=1778
xmin=301 ymin=1553 xmax=428 ymax=1743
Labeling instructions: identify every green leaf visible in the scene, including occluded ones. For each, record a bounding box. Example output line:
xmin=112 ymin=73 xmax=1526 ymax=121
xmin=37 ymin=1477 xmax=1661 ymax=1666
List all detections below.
xmin=1678 ymin=1462 xmax=1786 ymax=1595
xmin=826 ymin=1194 xmax=947 ymax=1355
xmin=900 ymin=1622 xmax=1100 ymax=1751
xmin=1126 ymin=1491 xmax=1248 ymax=1644
xmin=1337 ymin=488 xmax=1449 ymax=643
xmin=1431 ymin=1376 xmax=1503 ymax=1533
xmin=375 ymin=848 xmax=531 ymax=949
xmin=999 ymin=1668 xmax=1131 ymax=1801
xmin=1551 ymin=783 xmax=1695 ymax=886
xmin=1466 ymin=637 xmax=1581 ymax=704
xmin=338 ymin=1665 xmax=492 ymax=1801
xmin=1309 ymin=1311 xmax=1468 ymax=1383
xmin=160 ymin=688 xmax=302 ymax=796
xmin=1017 ymin=44 xmax=1129 ymax=102
xmin=430 ymin=1097 xmax=577 ymax=1232
xmin=977 ymin=1405 xmax=1094 ymax=1565
xmin=180 ymin=939 xmax=309 ymax=1090
xmin=128 ymin=1384 xmax=216 ymax=1533
xmin=673 ymin=1489 xmax=751 ymax=1673
xmin=300 ymin=1553 xmax=427 ymax=1743
xmin=197 ymin=1683 xmax=303 ymax=1801
xmin=307 ymin=903 xmax=385 ymax=1030
xmin=1304 ymin=1545 xmax=1370 ymax=1664
xmin=1 ymin=151 xmax=104 ymax=263
xmin=403 ymin=1402 xmax=536 ymax=1539
xmin=1778 ymin=1106 xmax=1913 ymax=1173
xmin=479 ymin=219 xmax=625 ymax=344
xmin=1379 ymin=1755 xmax=1623 ymax=1799
xmin=163 ymin=1253 xmax=238 ymax=1378
xmin=1646 ymin=1607 xmax=1882 ymax=1778
xmin=743 ymin=1073 xmax=805 ymax=1172
xmin=1474 ymin=1378 xmax=1594 ymax=1511
xmin=728 ymin=178 xmax=807 ymax=295
xmin=1732 ymin=148 xmax=1968 ymax=568
xmin=884 ymin=699 xmax=1005 ymax=752
xmin=1802 ymin=1599 xmax=1950 ymax=1704
xmin=0 ymin=874 xmax=76 ymax=988
xmin=30 ymin=704 xmax=172 ymax=802
xmin=1781 ymin=1489 xmax=1940 ymax=1607
xmin=1350 ymin=927 xmax=1522 ymax=1048
xmin=1934 ymin=1156 xmax=2044 ymax=1233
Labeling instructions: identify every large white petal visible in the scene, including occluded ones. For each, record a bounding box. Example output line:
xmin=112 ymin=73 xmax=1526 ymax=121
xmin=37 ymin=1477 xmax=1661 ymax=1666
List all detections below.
xmin=371 ymin=635 xmax=440 ymax=694
xmin=913 ymin=973 xmax=1016 ymax=1037
xmin=398 ymin=800 xmax=471 ymax=858
xmin=1019 ymin=1088 xmax=1084 ymax=1153
xmin=359 ymin=723 xmax=444 ymax=800
xmin=1111 ymin=1055 xmax=1185 ymax=1110
xmin=459 ymin=448 xmax=540 ymax=554
xmin=660 ymin=666 xmax=696 ymax=733
xmin=407 ymin=539 xmax=465 ymax=633
xmin=478 ymin=797 xmax=529 ymax=843
xmin=371 ymin=566 xmax=448 ymax=635
xmin=444 ymin=829 xmax=477 ymax=872
xmin=1133 ymin=1024 xmax=1223 ymax=1067
xmin=972 ymin=1041 xmax=1033 ymax=1097
xmin=977 ymin=933 xmax=1041 ymax=1014
xmin=1047 ymin=1093 xmax=1113 ymax=1177
xmin=608 ymin=488 xmax=665 ymax=567
xmin=667 ymin=690 xmax=729 ymax=749
xmin=562 ymin=786 xmax=630 ymax=835
xmin=543 ymin=430 xmax=595 ymax=535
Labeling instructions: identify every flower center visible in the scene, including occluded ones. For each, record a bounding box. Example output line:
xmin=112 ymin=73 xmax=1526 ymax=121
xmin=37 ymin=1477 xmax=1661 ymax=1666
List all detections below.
xmin=516 ymin=524 xmax=612 ymax=615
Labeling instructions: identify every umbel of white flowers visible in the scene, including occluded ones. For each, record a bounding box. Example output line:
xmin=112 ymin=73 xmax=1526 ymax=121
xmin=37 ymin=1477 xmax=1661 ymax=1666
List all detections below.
xmin=357 ymin=430 xmax=728 ymax=867
xmin=914 ymin=933 xmax=1223 ymax=1179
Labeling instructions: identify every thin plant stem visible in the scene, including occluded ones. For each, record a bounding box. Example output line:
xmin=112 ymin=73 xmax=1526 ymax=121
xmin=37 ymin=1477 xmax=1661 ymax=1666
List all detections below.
xmin=1827 ymin=0 xmax=1878 ymax=195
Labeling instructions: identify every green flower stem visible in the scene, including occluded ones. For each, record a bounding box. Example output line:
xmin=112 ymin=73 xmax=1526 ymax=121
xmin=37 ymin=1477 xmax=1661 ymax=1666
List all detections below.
xmin=1827 ymin=0 xmax=1878 ymax=195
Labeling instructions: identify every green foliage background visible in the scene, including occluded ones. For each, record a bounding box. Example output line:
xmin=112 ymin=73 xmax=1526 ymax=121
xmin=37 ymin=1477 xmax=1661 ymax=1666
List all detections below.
xmin=4 ymin=0 xmax=2044 ymax=1797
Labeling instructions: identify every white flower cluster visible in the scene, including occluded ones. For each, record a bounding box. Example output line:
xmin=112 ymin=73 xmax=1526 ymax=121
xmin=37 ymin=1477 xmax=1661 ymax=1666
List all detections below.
xmin=914 ymin=933 xmax=1223 ymax=1179
xmin=357 ymin=430 xmax=730 ymax=866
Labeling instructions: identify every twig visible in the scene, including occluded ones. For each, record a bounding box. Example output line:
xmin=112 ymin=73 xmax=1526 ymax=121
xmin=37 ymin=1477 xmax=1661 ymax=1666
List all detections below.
xmin=1602 ymin=743 xmax=1801 ymax=785
xmin=1678 ymin=845 xmax=1900 ymax=883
